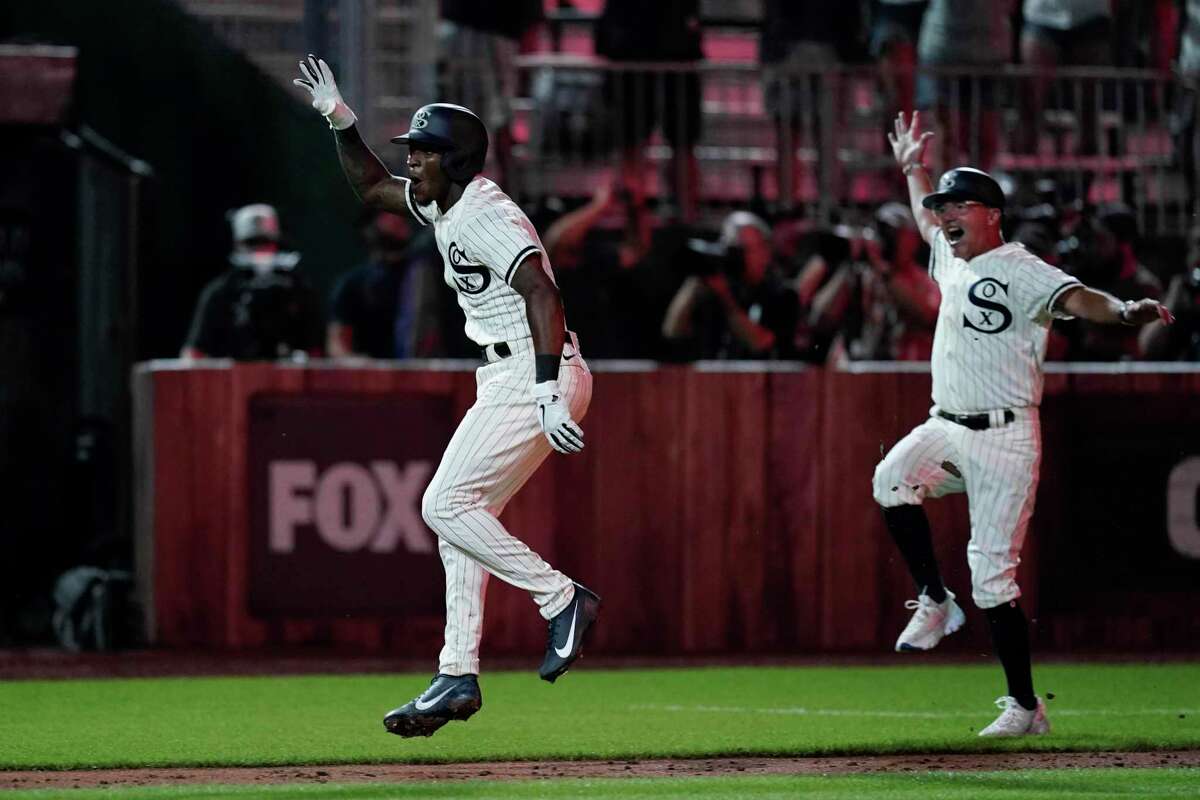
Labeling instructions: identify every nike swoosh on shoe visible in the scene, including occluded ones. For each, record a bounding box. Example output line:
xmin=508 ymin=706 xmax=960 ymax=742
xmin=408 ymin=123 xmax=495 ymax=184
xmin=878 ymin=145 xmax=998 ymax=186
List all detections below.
xmin=413 ymin=687 xmax=454 ymax=711
xmin=554 ymin=606 xmax=579 ymax=658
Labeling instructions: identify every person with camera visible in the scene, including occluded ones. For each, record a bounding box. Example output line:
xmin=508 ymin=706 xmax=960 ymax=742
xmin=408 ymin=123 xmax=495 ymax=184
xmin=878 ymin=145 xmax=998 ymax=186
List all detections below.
xmin=1140 ymin=221 xmax=1200 ymax=360
xmin=661 ymin=211 xmax=800 ymax=360
xmin=181 ymin=203 xmax=324 ymax=361
xmin=807 ymin=202 xmax=940 ymax=363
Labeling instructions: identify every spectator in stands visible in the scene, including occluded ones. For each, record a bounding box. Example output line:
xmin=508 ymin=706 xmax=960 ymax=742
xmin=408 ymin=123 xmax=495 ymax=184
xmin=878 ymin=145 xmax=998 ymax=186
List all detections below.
xmin=438 ymin=0 xmax=543 ymax=187
xmin=1015 ymin=1 xmax=1114 ymax=160
xmin=327 ymin=210 xmax=465 ymax=360
xmin=1059 ymin=203 xmax=1163 ymax=359
xmin=1140 ymin=220 xmax=1200 ymax=360
xmin=595 ymin=0 xmax=703 ymax=221
xmin=181 ymin=204 xmax=323 ymax=361
xmin=661 ymin=211 xmax=800 ymax=360
xmin=761 ymin=0 xmax=867 ymax=204
xmin=869 ymin=1 xmax=930 ymax=143
xmin=1174 ymin=0 xmax=1200 ymax=215
xmin=916 ymin=0 xmax=1014 ymax=172
xmin=807 ymin=202 xmax=940 ymax=362
xmin=541 ymin=178 xmax=666 ymax=358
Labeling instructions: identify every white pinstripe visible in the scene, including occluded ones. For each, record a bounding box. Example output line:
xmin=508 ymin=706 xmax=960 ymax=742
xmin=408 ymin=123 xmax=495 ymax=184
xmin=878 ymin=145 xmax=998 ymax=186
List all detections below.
xmin=402 ymin=177 xmax=592 ymax=676
xmin=874 ymin=229 xmax=1069 ymax=609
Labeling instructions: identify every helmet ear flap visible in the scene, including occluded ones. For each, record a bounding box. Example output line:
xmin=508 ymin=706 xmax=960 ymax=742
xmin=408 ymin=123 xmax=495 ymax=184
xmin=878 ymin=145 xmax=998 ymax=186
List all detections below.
xmin=441 ymin=149 xmax=469 ymax=184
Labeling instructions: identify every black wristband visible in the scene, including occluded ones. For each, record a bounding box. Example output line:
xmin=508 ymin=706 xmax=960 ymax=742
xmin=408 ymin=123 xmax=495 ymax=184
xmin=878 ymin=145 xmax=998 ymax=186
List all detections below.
xmin=535 ymin=354 xmax=560 ymax=384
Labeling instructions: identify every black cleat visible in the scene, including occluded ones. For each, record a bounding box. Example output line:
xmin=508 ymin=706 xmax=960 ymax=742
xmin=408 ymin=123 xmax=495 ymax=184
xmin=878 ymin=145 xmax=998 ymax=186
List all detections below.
xmin=539 ymin=583 xmax=601 ymax=683
xmin=383 ymin=673 xmax=482 ymax=738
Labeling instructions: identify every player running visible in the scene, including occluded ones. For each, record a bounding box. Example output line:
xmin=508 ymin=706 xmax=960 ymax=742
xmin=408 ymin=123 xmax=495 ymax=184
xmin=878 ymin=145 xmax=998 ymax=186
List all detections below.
xmin=294 ymin=55 xmax=600 ymax=738
xmin=874 ymin=111 xmax=1173 ymax=737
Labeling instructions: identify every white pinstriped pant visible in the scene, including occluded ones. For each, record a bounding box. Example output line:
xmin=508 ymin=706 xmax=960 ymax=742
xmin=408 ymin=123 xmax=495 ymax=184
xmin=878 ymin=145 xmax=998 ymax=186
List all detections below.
xmin=871 ymin=409 xmax=1042 ymax=609
xmin=421 ymin=352 xmax=592 ymax=676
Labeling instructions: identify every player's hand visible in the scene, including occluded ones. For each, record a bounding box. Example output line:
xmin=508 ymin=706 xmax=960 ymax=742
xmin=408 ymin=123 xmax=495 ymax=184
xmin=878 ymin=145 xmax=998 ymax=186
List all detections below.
xmin=1121 ymin=298 xmax=1175 ymax=326
xmin=887 ymin=111 xmax=934 ymax=173
xmin=293 ymin=54 xmax=357 ymax=130
xmin=533 ymin=381 xmax=584 ymax=454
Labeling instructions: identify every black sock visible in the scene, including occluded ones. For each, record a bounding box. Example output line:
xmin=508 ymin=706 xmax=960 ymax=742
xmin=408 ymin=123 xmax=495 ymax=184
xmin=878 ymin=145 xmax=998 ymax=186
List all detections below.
xmin=880 ymin=505 xmax=947 ymax=603
xmin=985 ymin=601 xmax=1037 ymax=711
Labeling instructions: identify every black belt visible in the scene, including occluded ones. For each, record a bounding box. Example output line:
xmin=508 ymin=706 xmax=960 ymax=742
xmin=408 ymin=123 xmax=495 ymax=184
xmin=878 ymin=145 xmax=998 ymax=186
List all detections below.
xmin=484 ymin=341 xmax=512 ymax=359
xmin=482 ymin=331 xmax=575 ymax=361
xmin=937 ymin=409 xmax=1015 ymax=431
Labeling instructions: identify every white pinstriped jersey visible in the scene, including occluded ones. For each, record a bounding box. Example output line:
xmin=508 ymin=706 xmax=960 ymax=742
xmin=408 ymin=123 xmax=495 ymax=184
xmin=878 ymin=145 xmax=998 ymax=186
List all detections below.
xmin=403 ymin=175 xmax=554 ymax=347
xmin=928 ymin=229 xmax=1080 ymax=413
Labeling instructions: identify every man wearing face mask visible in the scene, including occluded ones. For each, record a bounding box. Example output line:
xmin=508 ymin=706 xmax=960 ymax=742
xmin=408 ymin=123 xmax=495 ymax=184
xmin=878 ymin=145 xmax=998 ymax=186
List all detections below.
xmin=180 ymin=203 xmax=324 ymax=361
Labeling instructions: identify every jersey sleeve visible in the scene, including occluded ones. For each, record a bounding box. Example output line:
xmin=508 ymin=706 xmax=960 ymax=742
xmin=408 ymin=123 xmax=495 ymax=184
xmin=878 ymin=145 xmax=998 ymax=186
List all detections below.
xmin=401 ymin=177 xmax=441 ymax=227
xmin=1014 ymin=251 xmax=1082 ymax=322
xmin=459 ymin=204 xmax=547 ymax=286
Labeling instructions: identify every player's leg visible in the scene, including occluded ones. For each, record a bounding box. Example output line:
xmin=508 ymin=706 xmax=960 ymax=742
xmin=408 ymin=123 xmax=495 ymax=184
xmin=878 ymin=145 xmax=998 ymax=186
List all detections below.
xmin=872 ymin=417 xmax=967 ymax=651
xmin=958 ymin=413 xmax=1049 ymax=736
xmin=422 ymin=358 xmax=593 ymax=615
xmin=438 ymin=538 xmax=489 ymax=677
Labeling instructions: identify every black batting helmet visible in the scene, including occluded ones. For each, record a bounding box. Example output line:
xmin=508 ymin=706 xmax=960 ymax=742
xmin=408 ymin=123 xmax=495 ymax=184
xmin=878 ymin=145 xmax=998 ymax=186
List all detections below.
xmin=922 ymin=167 xmax=1006 ymax=211
xmin=392 ymin=103 xmax=488 ymax=184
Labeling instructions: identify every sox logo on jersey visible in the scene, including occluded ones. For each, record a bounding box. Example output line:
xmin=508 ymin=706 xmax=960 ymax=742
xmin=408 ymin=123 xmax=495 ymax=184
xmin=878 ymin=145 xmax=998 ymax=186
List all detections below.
xmin=448 ymin=241 xmax=490 ymax=294
xmin=963 ymin=277 xmax=1013 ymax=334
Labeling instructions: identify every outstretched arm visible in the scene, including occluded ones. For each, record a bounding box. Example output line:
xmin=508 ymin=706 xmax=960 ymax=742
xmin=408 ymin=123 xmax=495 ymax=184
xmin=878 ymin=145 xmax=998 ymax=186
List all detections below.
xmin=294 ymin=55 xmax=408 ymax=214
xmin=1057 ymin=285 xmax=1175 ymax=326
xmin=887 ymin=112 xmax=939 ymax=245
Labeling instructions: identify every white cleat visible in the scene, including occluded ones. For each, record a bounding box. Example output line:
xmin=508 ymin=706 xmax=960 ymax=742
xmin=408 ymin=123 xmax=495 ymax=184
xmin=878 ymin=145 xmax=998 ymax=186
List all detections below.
xmin=978 ymin=696 xmax=1051 ymax=737
xmin=894 ymin=589 xmax=966 ymax=652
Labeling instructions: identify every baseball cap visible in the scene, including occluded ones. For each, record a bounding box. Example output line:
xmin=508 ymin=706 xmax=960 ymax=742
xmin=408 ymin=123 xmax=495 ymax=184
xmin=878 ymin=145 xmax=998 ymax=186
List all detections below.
xmin=228 ymin=203 xmax=281 ymax=243
xmin=921 ymin=168 xmax=1006 ymax=211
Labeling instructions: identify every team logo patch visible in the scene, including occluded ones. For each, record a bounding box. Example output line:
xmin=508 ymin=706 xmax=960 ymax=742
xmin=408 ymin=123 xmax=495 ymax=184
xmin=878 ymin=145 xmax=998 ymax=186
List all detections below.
xmin=412 ymin=108 xmax=430 ymax=129
xmin=448 ymin=242 xmax=491 ymax=295
xmin=962 ymin=277 xmax=1013 ymax=334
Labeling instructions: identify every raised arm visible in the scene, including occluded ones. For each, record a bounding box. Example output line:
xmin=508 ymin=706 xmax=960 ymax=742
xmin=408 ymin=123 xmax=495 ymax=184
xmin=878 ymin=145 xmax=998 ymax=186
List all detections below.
xmin=294 ymin=55 xmax=408 ymax=214
xmin=887 ymin=112 xmax=939 ymax=245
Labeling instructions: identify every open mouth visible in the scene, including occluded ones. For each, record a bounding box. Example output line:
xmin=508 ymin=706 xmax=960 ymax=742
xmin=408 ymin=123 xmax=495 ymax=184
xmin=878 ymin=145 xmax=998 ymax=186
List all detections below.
xmin=945 ymin=224 xmax=965 ymax=245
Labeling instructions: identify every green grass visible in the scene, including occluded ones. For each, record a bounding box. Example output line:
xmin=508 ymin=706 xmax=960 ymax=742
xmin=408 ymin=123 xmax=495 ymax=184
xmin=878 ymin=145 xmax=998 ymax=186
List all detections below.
xmin=3 ymin=769 xmax=1200 ymax=800
xmin=0 ymin=664 xmax=1197 ymax=770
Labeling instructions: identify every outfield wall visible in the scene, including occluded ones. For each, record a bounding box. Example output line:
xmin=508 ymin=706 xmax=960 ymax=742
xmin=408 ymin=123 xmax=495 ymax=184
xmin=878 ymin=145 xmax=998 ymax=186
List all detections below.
xmin=132 ymin=361 xmax=1200 ymax=656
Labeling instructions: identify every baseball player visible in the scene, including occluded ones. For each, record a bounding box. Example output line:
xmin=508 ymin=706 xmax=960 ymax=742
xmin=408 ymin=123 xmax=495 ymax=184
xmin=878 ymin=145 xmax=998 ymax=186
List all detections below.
xmin=294 ymin=56 xmax=600 ymax=738
xmin=876 ymin=112 xmax=1174 ymax=736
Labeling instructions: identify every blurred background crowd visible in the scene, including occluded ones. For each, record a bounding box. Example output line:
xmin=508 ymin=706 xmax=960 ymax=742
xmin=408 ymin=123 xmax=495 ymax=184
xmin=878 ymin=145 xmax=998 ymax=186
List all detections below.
xmin=165 ymin=0 xmax=1200 ymax=367
xmin=3 ymin=0 xmax=1200 ymax=645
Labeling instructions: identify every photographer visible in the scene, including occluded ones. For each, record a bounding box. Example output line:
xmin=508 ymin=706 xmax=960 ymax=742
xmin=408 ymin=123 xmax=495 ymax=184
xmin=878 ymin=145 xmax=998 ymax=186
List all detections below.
xmin=1140 ymin=223 xmax=1200 ymax=361
xmin=181 ymin=204 xmax=324 ymax=361
xmin=807 ymin=202 xmax=939 ymax=363
xmin=1057 ymin=204 xmax=1162 ymax=361
xmin=661 ymin=211 xmax=799 ymax=360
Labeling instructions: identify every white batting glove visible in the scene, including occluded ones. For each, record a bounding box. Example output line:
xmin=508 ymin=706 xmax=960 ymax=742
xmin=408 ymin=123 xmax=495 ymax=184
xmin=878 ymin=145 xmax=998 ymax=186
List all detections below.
xmin=533 ymin=381 xmax=584 ymax=454
xmin=293 ymin=54 xmax=357 ymax=130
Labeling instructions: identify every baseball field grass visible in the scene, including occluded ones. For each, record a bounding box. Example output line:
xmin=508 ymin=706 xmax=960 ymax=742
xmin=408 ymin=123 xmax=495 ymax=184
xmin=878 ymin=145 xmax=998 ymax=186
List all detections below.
xmin=2 ymin=662 xmax=1197 ymax=797
xmin=3 ymin=769 xmax=1200 ymax=799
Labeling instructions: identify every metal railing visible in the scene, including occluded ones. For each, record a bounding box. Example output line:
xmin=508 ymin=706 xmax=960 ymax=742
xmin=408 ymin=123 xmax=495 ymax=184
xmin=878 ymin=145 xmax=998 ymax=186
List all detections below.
xmin=512 ymin=57 xmax=1192 ymax=235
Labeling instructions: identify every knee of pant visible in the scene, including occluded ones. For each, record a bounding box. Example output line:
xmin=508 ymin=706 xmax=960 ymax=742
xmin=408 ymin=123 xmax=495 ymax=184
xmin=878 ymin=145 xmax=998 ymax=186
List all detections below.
xmin=970 ymin=572 xmax=1020 ymax=610
xmin=872 ymin=462 xmax=906 ymax=507
xmin=421 ymin=483 xmax=455 ymax=531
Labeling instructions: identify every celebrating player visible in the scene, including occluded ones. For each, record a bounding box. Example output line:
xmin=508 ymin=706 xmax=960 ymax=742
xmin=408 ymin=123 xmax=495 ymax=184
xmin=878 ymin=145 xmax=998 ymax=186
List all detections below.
xmin=875 ymin=112 xmax=1173 ymax=737
xmin=295 ymin=56 xmax=600 ymax=738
